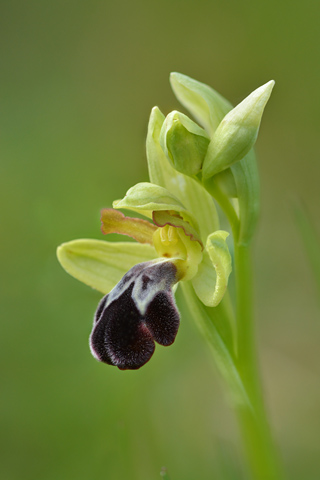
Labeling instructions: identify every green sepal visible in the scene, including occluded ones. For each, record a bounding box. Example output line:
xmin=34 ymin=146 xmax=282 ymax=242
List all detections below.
xmin=202 ymin=80 xmax=275 ymax=179
xmin=146 ymin=107 xmax=172 ymax=191
xmin=56 ymin=239 xmax=157 ymax=294
xmin=191 ymin=230 xmax=232 ymax=307
xmin=170 ymin=72 xmax=232 ymax=135
xmin=159 ymin=110 xmax=209 ymax=176
xmin=146 ymin=106 xmax=220 ymax=241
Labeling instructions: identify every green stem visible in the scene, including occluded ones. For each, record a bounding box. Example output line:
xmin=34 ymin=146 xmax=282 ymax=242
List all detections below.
xmin=198 ymin=172 xmax=283 ymax=478
xmin=233 ymin=242 xmax=284 ymax=480
xmin=184 ymin=273 xmax=283 ymax=479
xmin=189 ymin=180 xmax=284 ymax=478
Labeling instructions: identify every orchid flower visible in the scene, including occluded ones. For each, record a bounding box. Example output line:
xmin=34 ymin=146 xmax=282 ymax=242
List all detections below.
xmin=57 ymin=177 xmax=232 ymax=369
xmin=57 ymin=73 xmax=273 ymax=371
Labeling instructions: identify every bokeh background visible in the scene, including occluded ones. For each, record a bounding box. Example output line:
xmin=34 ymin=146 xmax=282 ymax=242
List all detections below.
xmin=1 ymin=0 xmax=320 ymax=479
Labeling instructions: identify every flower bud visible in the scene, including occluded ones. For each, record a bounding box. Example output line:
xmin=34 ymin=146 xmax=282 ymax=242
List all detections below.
xmin=170 ymin=72 xmax=232 ymax=135
xmin=160 ymin=110 xmax=210 ymax=176
xmin=202 ymin=80 xmax=275 ymax=179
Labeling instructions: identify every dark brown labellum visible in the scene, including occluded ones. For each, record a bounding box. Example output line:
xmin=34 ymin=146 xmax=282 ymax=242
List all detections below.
xmin=90 ymin=261 xmax=180 ymax=370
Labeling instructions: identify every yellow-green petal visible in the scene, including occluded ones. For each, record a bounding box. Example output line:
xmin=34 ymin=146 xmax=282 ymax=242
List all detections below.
xmin=191 ymin=230 xmax=232 ymax=307
xmin=57 ymin=239 xmax=157 ymax=294
xmin=114 ymin=182 xmax=186 ymax=213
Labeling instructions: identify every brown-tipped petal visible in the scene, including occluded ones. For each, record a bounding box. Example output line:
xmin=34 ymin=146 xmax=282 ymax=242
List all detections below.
xmin=101 ymin=208 xmax=157 ymax=244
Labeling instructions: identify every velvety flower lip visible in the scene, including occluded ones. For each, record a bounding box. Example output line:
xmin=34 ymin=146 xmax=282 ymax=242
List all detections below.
xmin=90 ymin=260 xmax=180 ymax=370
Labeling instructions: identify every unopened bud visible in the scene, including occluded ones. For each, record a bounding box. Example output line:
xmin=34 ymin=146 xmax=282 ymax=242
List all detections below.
xmin=202 ymin=80 xmax=275 ymax=179
xmin=160 ymin=110 xmax=210 ymax=176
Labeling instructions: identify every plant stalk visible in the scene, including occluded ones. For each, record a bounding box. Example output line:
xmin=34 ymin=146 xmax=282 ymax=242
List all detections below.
xmin=196 ymin=173 xmax=283 ymax=478
xmin=233 ymin=242 xmax=284 ymax=480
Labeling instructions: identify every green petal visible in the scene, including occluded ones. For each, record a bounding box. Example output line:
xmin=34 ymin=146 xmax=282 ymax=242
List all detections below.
xmin=146 ymin=106 xmax=219 ymax=241
xmin=114 ymin=182 xmax=186 ymax=213
xmin=192 ymin=231 xmax=232 ymax=306
xmin=170 ymin=72 xmax=232 ymax=135
xmin=114 ymin=182 xmax=203 ymax=232
xmin=57 ymin=239 xmax=157 ymax=294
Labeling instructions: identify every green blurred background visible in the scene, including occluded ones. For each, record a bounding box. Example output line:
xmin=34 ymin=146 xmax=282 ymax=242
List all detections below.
xmin=1 ymin=0 xmax=320 ymax=479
